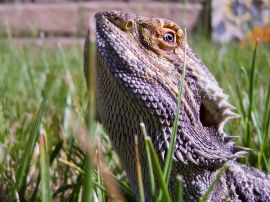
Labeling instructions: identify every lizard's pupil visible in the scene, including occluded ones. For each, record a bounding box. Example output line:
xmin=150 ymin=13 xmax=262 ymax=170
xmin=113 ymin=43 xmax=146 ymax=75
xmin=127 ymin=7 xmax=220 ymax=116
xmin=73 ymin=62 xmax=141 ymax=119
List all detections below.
xmin=164 ymin=33 xmax=174 ymax=43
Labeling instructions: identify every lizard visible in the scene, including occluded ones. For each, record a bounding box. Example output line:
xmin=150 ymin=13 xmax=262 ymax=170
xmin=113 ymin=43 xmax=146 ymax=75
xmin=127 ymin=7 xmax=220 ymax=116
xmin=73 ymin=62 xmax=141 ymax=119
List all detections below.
xmin=84 ymin=10 xmax=270 ymax=201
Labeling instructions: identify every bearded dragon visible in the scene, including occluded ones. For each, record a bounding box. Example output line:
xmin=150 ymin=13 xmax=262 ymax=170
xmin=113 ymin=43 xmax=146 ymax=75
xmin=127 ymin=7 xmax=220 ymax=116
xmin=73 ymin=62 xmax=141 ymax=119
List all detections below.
xmin=84 ymin=11 xmax=270 ymax=201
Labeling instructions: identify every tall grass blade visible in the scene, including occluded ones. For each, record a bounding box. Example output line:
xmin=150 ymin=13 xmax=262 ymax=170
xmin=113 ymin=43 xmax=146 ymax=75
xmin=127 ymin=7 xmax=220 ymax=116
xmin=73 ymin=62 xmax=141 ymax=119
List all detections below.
xmin=163 ymin=28 xmax=187 ymax=184
xmin=84 ymin=25 xmax=96 ymax=126
xmin=145 ymin=138 xmax=171 ymax=202
xmin=60 ymin=139 xmax=74 ymax=201
xmin=251 ymin=112 xmax=262 ymax=144
xmin=244 ymin=40 xmax=259 ymax=148
xmin=263 ymin=155 xmax=270 ymax=172
xmin=71 ymin=173 xmax=83 ymax=202
xmin=0 ymin=104 xmax=6 ymax=175
xmin=96 ymin=147 xmax=105 ymax=202
xmin=112 ymin=175 xmax=136 ymax=201
xmin=175 ymin=175 xmax=183 ymax=202
xmin=0 ymin=104 xmax=5 ymax=143
xmin=82 ymin=24 xmax=96 ymax=202
xmin=16 ymin=99 xmax=47 ymax=195
xmin=140 ymin=123 xmax=156 ymax=201
xmin=234 ymin=79 xmax=246 ymax=117
xmin=199 ymin=166 xmax=227 ymax=202
xmin=82 ymin=157 xmax=93 ymax=202
xmin=31 ymin=141 xmax=63 ymax=201
xmin=259 ymin=81 xmax=270 ymax=170
xmin=135 ymin=135 xmax=145 ymax=202
xmin=263 ymin=82 xmax=270 ymax=135
xmin=39 ymin=128 xmax=53 ymax=202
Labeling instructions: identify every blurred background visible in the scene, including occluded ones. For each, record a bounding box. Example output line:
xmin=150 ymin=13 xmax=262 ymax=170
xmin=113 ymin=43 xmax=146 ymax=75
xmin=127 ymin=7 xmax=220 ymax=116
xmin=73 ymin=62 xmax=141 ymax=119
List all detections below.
xmin=0 ymin=1 xmax=269 ymax=202
xmin=0 ymin=0 xmax=269 ymax=45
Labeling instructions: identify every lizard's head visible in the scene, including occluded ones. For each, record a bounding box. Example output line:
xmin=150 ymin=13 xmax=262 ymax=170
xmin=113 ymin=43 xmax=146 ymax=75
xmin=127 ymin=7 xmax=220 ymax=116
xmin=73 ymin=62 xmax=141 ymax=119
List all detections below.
xmin=95 ymin=11 xmax=247 ymax=167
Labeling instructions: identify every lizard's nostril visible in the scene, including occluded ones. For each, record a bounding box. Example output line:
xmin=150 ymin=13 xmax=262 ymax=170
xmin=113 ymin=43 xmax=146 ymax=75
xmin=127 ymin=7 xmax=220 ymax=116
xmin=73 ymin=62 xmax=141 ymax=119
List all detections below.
xmin=125 ymin=21 xmax=134 ymax=30
xmin=108 ymin=17 xmax=134 ymax=32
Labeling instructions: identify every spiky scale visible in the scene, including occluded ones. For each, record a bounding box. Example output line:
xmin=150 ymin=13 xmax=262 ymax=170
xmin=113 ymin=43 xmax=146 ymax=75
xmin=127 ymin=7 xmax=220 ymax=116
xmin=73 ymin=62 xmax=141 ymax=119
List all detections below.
xmin=186 ymin=152 xmax=199 ymax=165
xmin=223 ymin=135 xmax=239 ymax=142
xmin=176 ymin=151 xmax=186 ymax=163
xmin=231 ymin=146 xmax=251 ymax=154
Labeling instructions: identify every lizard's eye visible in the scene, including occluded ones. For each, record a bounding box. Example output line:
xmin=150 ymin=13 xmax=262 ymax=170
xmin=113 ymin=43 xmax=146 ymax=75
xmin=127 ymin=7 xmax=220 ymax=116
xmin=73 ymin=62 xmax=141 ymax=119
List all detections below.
xmin=163 ymin=32 xmax=175 ymax=43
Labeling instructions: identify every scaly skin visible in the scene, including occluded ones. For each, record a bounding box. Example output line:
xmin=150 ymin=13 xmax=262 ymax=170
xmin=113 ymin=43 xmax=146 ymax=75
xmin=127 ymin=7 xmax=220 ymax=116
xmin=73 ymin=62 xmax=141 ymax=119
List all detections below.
xmin=84 ymin=11 xmax=270 ymax=201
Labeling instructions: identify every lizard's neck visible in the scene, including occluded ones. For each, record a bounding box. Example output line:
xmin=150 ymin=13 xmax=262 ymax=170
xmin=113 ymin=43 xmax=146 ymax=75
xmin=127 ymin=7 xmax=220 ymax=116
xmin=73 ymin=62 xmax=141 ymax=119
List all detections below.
xmin=171 ymin=164 xmax=226 ymax=201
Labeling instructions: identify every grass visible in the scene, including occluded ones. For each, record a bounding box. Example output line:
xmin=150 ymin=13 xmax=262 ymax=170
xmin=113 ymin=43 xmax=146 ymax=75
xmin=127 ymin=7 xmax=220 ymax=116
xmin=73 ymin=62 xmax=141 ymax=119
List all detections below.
xmin=0 ymin=34 xmax=269 ymax=201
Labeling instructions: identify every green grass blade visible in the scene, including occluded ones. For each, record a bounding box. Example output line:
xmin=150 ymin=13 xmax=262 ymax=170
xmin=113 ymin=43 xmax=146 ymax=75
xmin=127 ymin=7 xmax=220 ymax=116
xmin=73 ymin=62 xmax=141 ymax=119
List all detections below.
xmin=251 ymin=112 xmax=262 ymax=144
xmin=145 ymin=138 xmax=171 ymax=202
xmin=260 ymin=81 xmax=270 ymax=170
xmin=82 ymin=157 xmax=93 ymax=202
xmin=97 ymin=150 xmax=105 ymax=202
xmin=82 ymin=23 xmax=96 ymax=202
xmin=0 ymin=104 xmax=5 ymax=143
xmin=84 ymin=26 xmax=96 ymax=126
xmin=263 ymin=112 xmax=270 ymax=146
xmin=112 ymin=175 xmax=136 ymax=202
xmin=140 ymin=123 xmax=156 ymax=201
xmin=71 ymin=173 xmax=83 ymax=202
xmin=240 ymin=66 xmax=249 ymax=85
xmin=263 ymin=82 xmax=270 ymax=135
xmin=60 ymin=139 xmax=75 ymax=201
xmin=263 ymin=154 xmax=270 ymax=172
xmin=0 ymin=104 xmax=6 ymax=175
xmin=234 ymin=79 xmax=246 ymax=118
xmin=251 ymin=111 xmax=263 ymax=168
xmin=163 ymin=28 xmax=187 ymax=184
xmin=244 ymin=40 xmax=259 ymax=148
xmin=199 ymin=166 xmax=227 ymax=202
xmin=16 ymin=99 xmax=48 ymax=194
xmin=135 ymin=135 xmax=145 ymax=202
xmin=39 ymin=128 xmax=53 ymax=202
xmin=31 ymin=141 xmax=63 ymax=201
xmin=175 ymin=175 xmax=183 ymax=202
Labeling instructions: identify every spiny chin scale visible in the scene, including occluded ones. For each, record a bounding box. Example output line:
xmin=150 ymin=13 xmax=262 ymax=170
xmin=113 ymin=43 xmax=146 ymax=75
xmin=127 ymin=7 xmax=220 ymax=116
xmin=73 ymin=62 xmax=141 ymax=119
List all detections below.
xmin=198 ymin=77 xmax=241 ymax=133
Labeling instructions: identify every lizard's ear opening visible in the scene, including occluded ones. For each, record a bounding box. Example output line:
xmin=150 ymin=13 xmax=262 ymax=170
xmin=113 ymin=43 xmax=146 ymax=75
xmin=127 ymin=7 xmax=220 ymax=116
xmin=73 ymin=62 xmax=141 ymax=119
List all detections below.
xmin=199 ymin=102 xmax=218 ymax=128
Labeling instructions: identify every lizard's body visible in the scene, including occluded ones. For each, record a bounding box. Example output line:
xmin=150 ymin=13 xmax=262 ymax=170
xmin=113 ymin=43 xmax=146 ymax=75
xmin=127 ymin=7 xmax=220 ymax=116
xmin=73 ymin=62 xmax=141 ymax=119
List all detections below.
xmin=85 ymin=11 xmax=270 ymax=201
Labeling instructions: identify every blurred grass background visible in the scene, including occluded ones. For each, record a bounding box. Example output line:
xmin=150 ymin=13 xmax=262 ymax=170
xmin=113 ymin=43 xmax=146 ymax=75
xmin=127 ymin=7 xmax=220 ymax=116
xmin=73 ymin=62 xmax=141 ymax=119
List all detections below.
xmin=0 ymin=31 xmax=269 ymax=201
